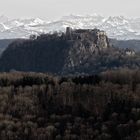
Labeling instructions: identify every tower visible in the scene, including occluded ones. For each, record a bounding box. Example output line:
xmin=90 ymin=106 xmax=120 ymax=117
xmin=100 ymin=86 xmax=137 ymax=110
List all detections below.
xmin=66 ymin=27 xmax=72 ymax=40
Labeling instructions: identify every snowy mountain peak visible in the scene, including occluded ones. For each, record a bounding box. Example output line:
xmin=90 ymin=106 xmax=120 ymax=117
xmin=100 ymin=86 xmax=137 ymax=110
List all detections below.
xmin=61 ymin=13 xmax=103 ymax=20
xmin=0 ymin=15 xmax=140 ymax=40
xmin=106 ymin=16 xmax=128 ymax=25
xmin=0 ymin=23 xmax=9 ymax=30
xmin=33 ymin=18 xmax=45 ymax=24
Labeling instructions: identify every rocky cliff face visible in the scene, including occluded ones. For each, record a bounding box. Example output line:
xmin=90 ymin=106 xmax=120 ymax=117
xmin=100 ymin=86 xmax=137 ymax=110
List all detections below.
xmin=64 ymin=28 xmax=109 ymax=70
xmin=0 ymin=28 xmax=111 ymax=74
xmin=66 ymin=27 xmax=109 ymax=49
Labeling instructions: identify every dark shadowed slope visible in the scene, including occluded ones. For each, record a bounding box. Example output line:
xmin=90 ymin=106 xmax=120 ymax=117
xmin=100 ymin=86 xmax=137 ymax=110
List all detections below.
xmin=0 ymin=39 xmax=15 ymax=55
xmin=0 ymin=28 xmax=140 ymax=74
xmin=0 ymin=28 xmax=110 ymax=74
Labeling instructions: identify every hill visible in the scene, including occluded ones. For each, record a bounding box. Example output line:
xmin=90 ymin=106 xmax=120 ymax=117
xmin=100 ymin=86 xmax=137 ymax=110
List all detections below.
xmin=0 ymin=28 xmax=140 ymax=74
xmin=0 ymin=28 xmax=109 ymax=73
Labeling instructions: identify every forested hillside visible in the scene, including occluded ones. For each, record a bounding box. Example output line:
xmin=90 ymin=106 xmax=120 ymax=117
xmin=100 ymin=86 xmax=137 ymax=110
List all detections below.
xmin=0 ymin=69 xmax=139 ymax=139
xmin=0 ymin=29 xmax=140 ymax=75
xmin=0 ymin=28 xmax=109 ymax=74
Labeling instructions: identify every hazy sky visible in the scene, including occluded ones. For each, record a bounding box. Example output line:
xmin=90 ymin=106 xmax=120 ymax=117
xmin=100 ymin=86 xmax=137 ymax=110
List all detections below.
xmin=0 ymin=0 xmax=139 ymax=20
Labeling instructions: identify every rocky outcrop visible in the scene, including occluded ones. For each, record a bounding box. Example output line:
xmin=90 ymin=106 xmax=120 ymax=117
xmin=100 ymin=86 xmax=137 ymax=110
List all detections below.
xmin=96 ymin=31 xmax=108 ymax=49
xmin=0 ymin=28 xmax=111 ymax=74
xmin=66 ymin=27 xmax=109 ymax=49
xmin=64 ymin=28 xmax=110 ymax=69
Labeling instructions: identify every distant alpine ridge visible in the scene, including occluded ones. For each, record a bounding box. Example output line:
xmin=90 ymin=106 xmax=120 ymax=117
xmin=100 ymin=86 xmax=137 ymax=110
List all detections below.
xmin=0 ymin=14 xmax=140 ymax=40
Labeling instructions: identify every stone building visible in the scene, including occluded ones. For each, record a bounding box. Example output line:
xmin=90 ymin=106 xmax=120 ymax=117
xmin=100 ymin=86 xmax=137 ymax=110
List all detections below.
xmin=125 ymin=48 xmax=135 ymax=56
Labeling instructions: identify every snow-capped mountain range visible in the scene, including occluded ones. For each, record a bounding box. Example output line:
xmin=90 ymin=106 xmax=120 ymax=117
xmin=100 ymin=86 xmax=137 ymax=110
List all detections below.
xmin=0 ymin=14 xmax=140 ymax=40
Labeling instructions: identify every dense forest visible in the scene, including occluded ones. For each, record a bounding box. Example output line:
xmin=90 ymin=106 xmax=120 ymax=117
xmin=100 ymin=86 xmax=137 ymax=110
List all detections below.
xmin=0 ymin=69 xmax=139 ymax=139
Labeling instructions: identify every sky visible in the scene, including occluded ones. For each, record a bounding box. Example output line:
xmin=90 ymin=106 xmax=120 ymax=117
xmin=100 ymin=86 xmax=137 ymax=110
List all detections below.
xmin=0 ymin=0 xmax=139 ymax=20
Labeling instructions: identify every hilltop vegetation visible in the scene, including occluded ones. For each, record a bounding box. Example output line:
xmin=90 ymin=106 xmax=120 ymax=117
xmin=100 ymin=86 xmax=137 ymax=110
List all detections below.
xmin=0 ymin=69 xmax=139 ymax=139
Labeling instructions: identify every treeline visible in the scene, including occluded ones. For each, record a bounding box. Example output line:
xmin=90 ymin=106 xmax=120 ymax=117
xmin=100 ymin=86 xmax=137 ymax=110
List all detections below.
xmin=0 ymin=69 xmax=139 ymax=139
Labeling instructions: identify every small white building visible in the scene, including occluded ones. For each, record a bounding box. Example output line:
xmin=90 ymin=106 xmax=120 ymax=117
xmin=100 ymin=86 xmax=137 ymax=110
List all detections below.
xmin=125 ymin=48 xmax=135 ymax=56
